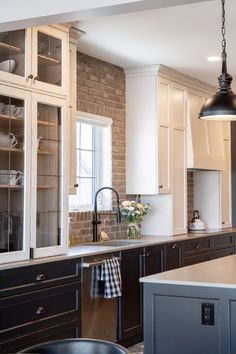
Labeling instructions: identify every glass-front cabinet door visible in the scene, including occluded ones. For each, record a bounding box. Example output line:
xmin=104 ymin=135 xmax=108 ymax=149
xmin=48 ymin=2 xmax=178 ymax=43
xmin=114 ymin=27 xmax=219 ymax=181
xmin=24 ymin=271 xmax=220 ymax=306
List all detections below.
xmin=32 ymin=26 xmax=68 ymax=96
xmin=0 ymin=26 xmax=68 ymax=95
xmin=31 ymin=93 xmax=68 ymax=258
xmin=0 ymin=29 xmax=31 ymax=88
xmin=0 ymin=85 xmax=31 ymax=263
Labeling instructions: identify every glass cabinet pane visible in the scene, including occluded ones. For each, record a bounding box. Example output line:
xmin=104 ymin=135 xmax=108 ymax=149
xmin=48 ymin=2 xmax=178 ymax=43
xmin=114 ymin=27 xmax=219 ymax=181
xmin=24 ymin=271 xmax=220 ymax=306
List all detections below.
xmin=0 ymin=30 xmax=25 ymax=77
xmin=36 ymin=103 xmax=61 ymax=248
xmin=37 ymin=32 xmax=62 ymax=87
xmin=0 ymin=95 xmax=25 ymax=253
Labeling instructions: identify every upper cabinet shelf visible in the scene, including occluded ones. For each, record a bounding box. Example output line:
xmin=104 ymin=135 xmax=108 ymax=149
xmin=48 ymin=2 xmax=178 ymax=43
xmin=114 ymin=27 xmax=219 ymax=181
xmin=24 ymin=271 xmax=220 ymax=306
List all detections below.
xmin=38 ymin=54 xmax=61 ymax=66
xmin=0 ymin=41 xmax=23 ymax=54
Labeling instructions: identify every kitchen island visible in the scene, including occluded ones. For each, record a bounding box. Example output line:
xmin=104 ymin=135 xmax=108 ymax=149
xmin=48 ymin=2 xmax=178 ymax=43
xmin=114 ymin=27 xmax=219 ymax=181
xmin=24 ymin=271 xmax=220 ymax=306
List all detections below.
xmin=140 ymin=254 xmax=236 ymax=354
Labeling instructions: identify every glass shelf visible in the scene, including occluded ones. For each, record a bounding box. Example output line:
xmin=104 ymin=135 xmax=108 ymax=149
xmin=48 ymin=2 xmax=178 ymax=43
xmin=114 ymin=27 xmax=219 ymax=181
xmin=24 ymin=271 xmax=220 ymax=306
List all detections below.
xmin=0 ymin=147 xmax=23 ymax=152
xmin=37 ymin=210 xmax=61 ymax=213
xmin=38 ymin=150 xmax=53 ymax=155
xmin=0 ymin=41 xmax=23 ymax=54
xmin=0 ymin=114 xmax=24 ymax=122
xmin=38 ymin=54 xmax=61 ymax=66
xmin=37 ymin=185 xmax=55 ymax=189
xmin=0 ymin=184 xmax=23 ymax=189
xmin=38 ymin=119 xmax=56 ymax=127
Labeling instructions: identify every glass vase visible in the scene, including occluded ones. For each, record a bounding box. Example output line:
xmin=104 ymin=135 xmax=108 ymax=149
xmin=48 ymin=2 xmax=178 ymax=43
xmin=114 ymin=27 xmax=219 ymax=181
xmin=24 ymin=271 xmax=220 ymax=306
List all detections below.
xmin=127 ymin=223 xmax=140 ymax=239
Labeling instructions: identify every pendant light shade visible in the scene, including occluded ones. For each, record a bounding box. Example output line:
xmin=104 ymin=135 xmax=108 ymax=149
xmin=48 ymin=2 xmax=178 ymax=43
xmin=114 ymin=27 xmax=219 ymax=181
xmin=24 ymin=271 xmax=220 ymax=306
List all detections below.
xmin=199 ymin=0 xmax=236 ymax=121
xmin=199 ymin=90 xmax=236 ymax=121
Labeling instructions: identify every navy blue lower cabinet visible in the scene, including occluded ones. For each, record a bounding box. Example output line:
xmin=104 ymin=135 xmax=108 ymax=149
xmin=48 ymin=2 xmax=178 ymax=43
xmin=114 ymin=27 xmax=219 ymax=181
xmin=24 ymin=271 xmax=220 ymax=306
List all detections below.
xmin=142 ymin=281 xmax=233 ymax=354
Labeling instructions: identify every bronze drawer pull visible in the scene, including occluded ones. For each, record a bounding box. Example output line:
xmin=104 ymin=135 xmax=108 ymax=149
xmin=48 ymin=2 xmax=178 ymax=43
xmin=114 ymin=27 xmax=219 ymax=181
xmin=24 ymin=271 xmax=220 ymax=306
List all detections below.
xmin=171 ymin=243 xmax=178 ymax=249
xmin=27 ymin=74 xmax=33 ymax=79
xmin=195 ymin=243 xmax=200 ymax=250
xmin=158 ymin=185 xmax=163 ymax=189
xmin=36 ymin=273 xmax=46 ymax=282
xmin=34 ymin=76 xmax=40 ymax=81
xmin=36 ymin=306 xmax=46 ymax=316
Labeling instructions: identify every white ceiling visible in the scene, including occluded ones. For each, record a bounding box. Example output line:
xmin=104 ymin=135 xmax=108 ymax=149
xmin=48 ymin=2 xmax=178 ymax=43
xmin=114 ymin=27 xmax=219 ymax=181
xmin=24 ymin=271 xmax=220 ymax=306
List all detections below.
xmin=77 ymin=0 xmax=236 ymax=89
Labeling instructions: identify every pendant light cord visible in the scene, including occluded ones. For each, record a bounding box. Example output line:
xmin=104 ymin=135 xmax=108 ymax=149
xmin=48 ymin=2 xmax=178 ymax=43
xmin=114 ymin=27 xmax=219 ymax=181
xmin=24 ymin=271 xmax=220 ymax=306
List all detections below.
xmin=218 ymin=0 xmax=232 ymax=93
xmin=221 ymin=0 xmax=226 ymax=55
xmin=221 ymin=0 xmax=228 ymax=76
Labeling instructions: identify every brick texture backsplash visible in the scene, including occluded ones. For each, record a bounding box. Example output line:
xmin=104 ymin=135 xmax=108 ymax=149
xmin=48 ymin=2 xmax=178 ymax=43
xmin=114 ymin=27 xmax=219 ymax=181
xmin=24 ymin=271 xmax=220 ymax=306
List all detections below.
xmin=69 ymin=52 xmax=128 ymax=244
xmin=187 ymin=171 xmax=194 ymax=225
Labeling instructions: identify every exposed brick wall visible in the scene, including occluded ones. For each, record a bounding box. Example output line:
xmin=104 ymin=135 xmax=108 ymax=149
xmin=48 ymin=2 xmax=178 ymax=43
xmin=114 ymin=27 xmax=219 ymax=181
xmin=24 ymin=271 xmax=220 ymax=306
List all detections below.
xmin=187 ymin=171 xmax=194 ymax=225
xmin=69 ymin=52 xmax=128 ymax=244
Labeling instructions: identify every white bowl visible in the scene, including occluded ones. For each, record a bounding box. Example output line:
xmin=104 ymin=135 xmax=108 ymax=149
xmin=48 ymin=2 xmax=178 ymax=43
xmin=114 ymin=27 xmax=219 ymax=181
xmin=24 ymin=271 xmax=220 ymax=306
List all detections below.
xmin=0 ymin=59 xmax=15 ymax=73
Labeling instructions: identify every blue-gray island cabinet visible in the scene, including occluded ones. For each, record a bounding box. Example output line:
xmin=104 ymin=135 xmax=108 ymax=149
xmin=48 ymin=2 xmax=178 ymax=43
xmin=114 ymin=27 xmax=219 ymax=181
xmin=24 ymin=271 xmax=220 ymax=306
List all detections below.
xmin=140 ymin=254 xmax=236 ymax=354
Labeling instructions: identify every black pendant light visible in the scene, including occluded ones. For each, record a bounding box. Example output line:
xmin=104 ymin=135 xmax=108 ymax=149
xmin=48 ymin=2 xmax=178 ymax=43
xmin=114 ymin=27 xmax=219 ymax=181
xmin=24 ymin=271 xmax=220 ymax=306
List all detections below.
xmin=199 ymin=0 xmax=236 ymax=121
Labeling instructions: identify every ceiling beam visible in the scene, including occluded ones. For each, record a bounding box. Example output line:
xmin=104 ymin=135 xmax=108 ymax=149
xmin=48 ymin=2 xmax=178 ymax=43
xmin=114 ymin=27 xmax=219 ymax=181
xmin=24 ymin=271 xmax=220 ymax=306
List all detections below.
xmin=0 ymin=0 xmax=214 ymax=31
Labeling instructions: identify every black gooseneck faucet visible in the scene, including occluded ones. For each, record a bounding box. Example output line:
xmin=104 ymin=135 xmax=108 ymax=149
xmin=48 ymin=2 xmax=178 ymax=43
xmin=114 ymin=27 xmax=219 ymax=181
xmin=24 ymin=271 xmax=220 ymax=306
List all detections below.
xmin=92 ymin=187 xmax=121 ymax=242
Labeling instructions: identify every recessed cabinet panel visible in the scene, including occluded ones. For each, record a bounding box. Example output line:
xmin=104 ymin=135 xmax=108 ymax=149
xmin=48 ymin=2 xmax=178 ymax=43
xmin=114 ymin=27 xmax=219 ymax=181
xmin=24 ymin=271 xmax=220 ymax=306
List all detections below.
xmin=159 ymin=125 xmax=170 ymax=193
xmin=158 ymin=81 xmax=170 ymax=124
xmin=207 ymin=120 xmax=224 ymax=159
xmin=172 ymin=87 xmax=185 ymax=127
xmin=188 ymin=92 xmax=208 ymax=155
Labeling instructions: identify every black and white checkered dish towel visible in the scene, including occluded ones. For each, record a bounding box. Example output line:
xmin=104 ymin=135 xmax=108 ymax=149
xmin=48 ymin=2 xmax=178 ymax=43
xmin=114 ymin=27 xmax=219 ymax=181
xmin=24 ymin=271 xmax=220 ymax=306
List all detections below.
xmin=100 ymin=257 xmax=122 ymax=298
xmin=90 ymin=265 xmax=103 ymax=298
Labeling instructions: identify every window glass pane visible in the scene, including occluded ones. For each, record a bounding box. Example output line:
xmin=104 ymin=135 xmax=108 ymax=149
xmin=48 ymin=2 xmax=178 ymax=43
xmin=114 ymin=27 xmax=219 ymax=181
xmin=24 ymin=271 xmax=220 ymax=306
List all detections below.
xmin=79 ymin=150 xmax=93 ymax=177
xmin=79 ymin=178 xmax=93 ymax=206
xmin=80 ymin=123 xmax=93 ymax=150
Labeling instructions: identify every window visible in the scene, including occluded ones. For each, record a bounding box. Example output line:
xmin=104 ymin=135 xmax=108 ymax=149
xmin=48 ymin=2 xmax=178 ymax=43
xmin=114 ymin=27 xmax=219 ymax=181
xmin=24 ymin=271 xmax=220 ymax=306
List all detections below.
xmin=69 ymin=112 xmax=112 ymax=211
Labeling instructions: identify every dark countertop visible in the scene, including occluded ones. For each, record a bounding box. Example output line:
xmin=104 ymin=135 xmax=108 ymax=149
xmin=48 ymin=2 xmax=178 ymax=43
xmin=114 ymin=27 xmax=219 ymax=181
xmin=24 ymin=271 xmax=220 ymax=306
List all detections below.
xmin=0 ymin=228 xmax=235 ymax=271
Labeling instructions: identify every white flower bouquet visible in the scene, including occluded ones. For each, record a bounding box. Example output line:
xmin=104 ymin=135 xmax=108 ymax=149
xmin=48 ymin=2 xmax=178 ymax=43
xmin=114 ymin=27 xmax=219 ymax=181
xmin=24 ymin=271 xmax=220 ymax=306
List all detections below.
xmin=120 ymin=200 xmax=151 ymax=239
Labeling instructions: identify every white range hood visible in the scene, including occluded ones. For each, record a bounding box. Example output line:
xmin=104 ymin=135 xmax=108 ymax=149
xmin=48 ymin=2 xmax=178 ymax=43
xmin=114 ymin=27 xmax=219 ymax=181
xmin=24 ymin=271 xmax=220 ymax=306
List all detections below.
xmin=187 ymin=88 xmax=225 ymax=171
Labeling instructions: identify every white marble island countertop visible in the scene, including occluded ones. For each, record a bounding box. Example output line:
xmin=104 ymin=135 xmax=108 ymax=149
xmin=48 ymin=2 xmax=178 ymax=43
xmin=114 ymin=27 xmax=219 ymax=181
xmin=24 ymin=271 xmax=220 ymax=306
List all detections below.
xmin=140 ymin=254 xmax=236 ymax=289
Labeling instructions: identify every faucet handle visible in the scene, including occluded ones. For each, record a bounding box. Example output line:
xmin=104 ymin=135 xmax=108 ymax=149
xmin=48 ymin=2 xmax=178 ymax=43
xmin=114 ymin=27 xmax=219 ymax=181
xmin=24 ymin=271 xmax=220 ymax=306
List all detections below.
xmin=116 ymin=208 xmax=121 ymax=223
xmin=92 ymin=220 xmax=102 ymax=225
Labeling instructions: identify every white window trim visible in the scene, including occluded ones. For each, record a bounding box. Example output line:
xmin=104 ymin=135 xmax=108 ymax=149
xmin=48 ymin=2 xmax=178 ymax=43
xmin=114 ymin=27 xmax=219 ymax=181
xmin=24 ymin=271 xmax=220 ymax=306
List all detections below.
xmin=71 ymin=111 xmax=113 ymax=212
xmin=77 ymin=111 xmax=113 ymax=127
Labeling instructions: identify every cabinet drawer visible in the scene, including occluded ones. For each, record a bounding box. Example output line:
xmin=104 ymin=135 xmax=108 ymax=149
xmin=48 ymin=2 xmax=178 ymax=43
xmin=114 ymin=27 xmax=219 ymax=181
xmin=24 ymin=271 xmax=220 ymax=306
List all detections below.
xmin=214 ymin=233 xmax=235 ymax=250
xmin=212 ymin=247 xmax=235 ymax=260
xmin=182 ymin=253 xmax=212 ymax=267
xmin=182 ymin=237 xmax=212 ymax=256
xmin=0 ymin=259 xmax=80 ymax=297
xmin=0 ymin=318 xmax=81 ymax=353
xmin=0 ymin=282 xmax=80 ymax=340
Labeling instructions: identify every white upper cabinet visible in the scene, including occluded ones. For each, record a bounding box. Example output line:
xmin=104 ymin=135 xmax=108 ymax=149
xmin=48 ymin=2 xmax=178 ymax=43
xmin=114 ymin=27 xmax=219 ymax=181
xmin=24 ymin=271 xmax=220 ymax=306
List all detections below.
xmin=187 ymin=88 xmax=225 ymax=170
xmin=126 ymin=65 xmax=187 ymax=235
xmin=0 ymin=26 xmax=68 ymax=96
xmin=125 ymin=67 xmax=159 ymax=195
